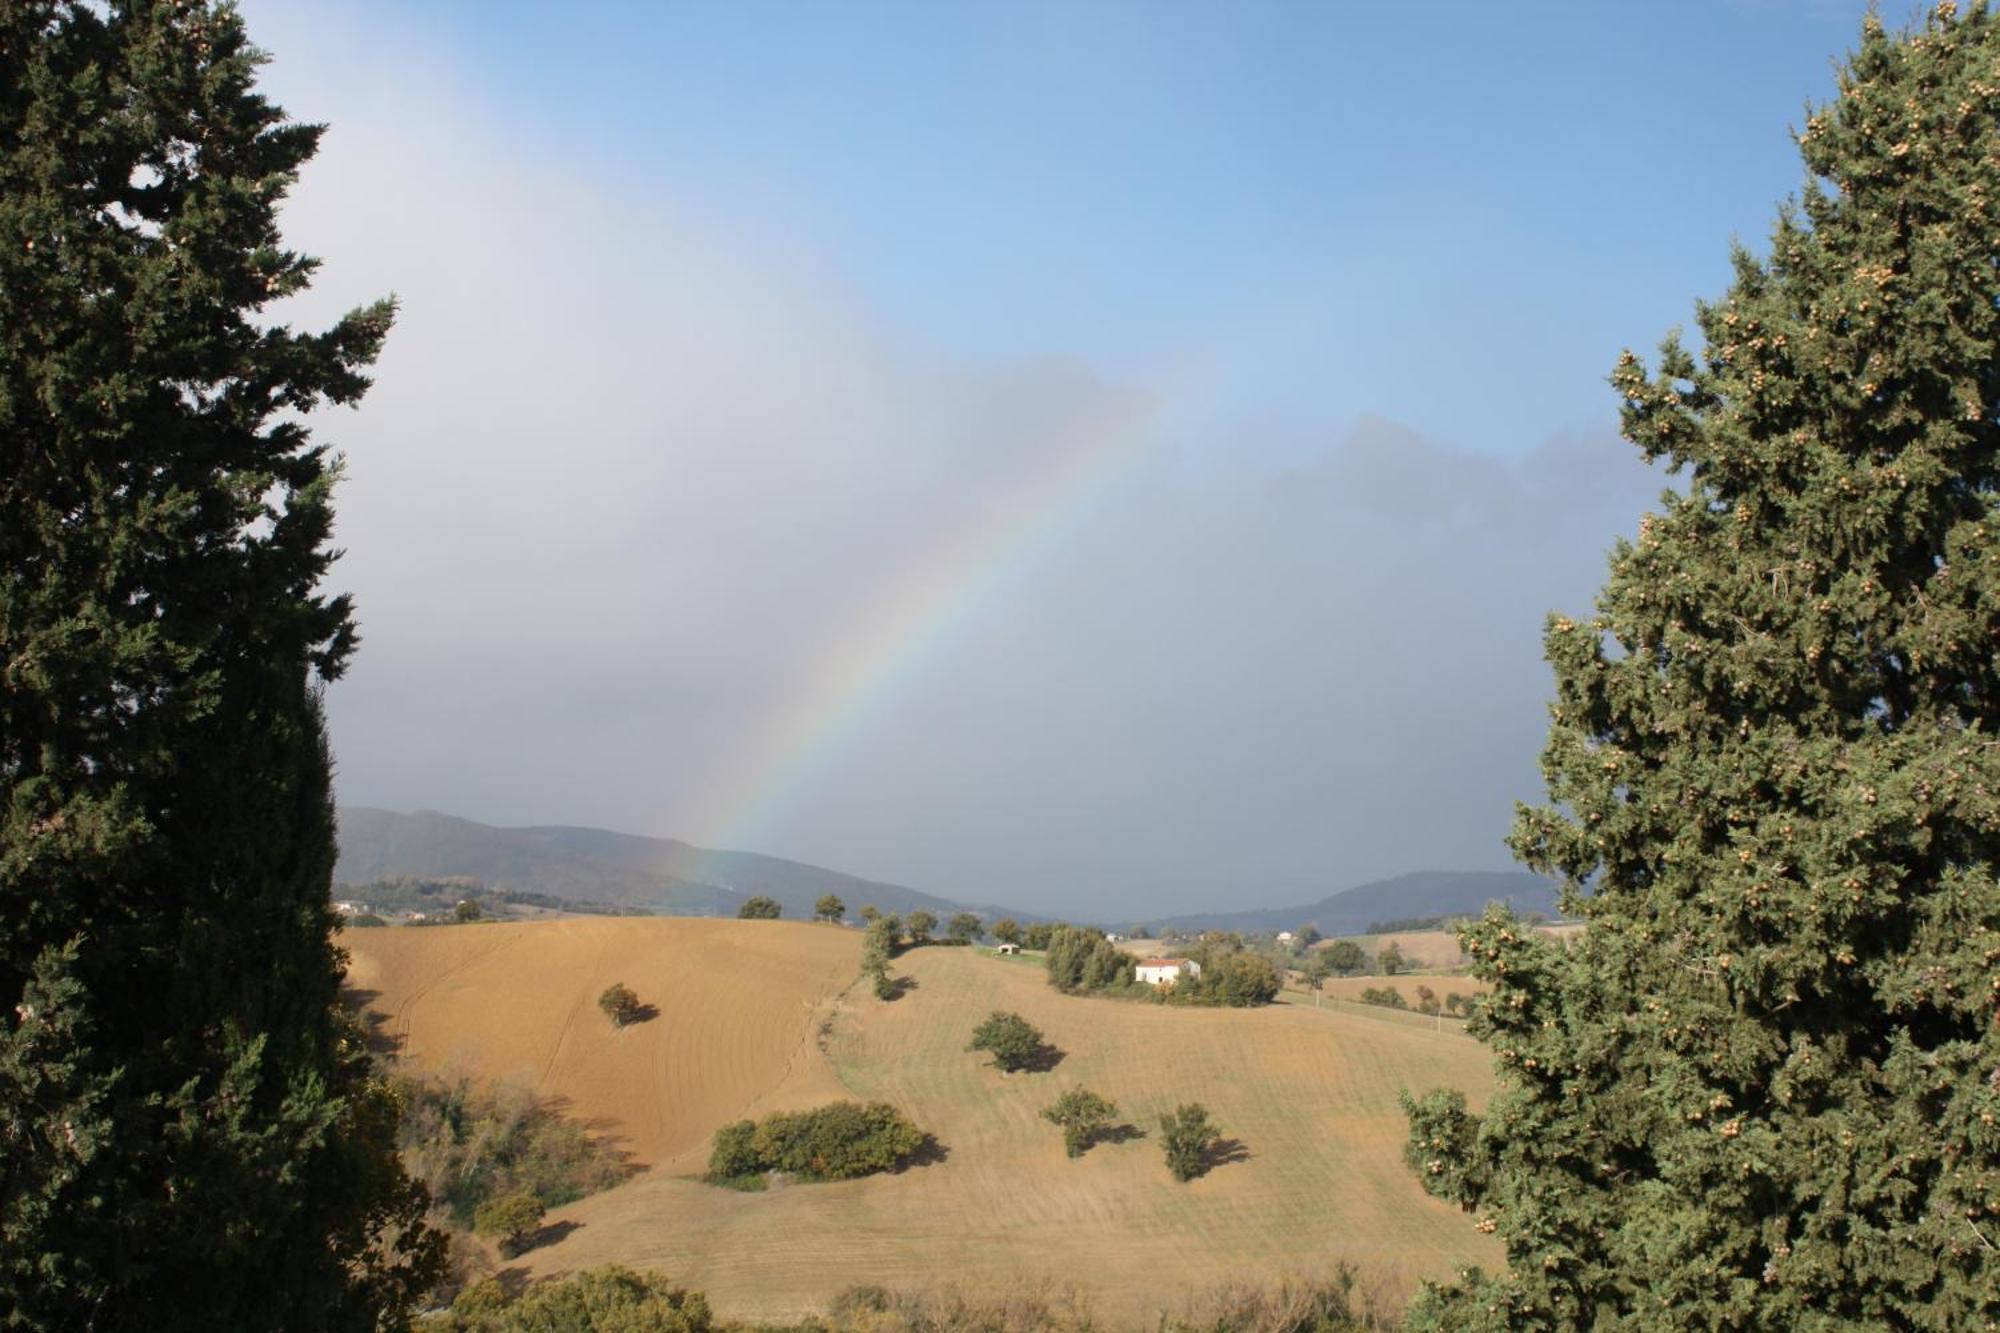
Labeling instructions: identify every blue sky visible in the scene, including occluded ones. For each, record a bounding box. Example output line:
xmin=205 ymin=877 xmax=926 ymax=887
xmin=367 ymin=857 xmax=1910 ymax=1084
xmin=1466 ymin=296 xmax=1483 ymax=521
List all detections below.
xmin=254 ymin=1 xmax=1878 ymax=915
xmin=327 ymin=1 xmax=1868 ymax=457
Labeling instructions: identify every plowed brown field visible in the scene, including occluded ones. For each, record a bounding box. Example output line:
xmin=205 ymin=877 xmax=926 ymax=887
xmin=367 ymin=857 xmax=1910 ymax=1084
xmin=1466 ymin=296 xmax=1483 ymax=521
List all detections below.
xmin=362 ymin=933 xmax=1504 ymax=1323
xmin=342 ymin=918 xmax=861 ymax=1167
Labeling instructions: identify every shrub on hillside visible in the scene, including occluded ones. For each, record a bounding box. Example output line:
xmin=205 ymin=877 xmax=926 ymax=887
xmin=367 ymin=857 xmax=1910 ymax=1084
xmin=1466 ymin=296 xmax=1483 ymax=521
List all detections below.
xmin=1357 ymin=987 xmax=1407 ymax=1010
xmin=1042 ymin=1088 xmax=1119 ymax=1158
xmin=906 ymin=909 xmax=938 ymax=944
xmin=470 ymin=1189 xmax=544 ymax=1257
xmin=439 ymin=1266 xmax=713 ymax=1332
xmin=706 ymin=1102 xmax=928 ymax=1183
xmin=596 ymin=983 xmax=644 ymax=1027
xmin=1160 ymin=1103 xmax=1222 ymax=1183
xmin=736 ymin=896 xmax=781 ymax=919
xmin=394 ymin=1074 xmax=631 ymax=1228
xmin=967 ymin=1011 xmax=1053 ymax=1073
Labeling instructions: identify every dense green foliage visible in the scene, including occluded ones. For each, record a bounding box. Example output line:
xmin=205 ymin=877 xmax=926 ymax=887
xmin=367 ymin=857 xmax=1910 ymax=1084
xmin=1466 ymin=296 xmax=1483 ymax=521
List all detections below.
xmin=1404 ymin=9 xmax=2000 ymax=1328
xmin=1171 ymin=951 xmax=1282 ymax=1007
xmin=990 ymin=917 xmax=1023 ymax=945
xmin=967 ymin=1010 xmax=1051 ymax=1073
xmin=906 ymin=909 xmax=938 ymax=944
xmin=813 ymin=893 xmax=845 ymax=923
xmin=737 ymin=896 xmax=782 ymax=919
xmin=706 ymin=1102 xmax=928 ymax=1182
xmin=1372 ymin=942 xmax=1403 ymax=976
xmin=440 ymin=1266 xmax=714 ymax=1333
xmin=470 ymin=1188 xmax=545 ymax=1257
xmin=947 ymin=911 xmax=984 ymax=942
xmin=598 ymin=982 xmax=644 ymax=1027
xmin=1357 ymin=986 xmax=1407 ymax=1010
xmin=1043 ymin=925 xmax=1132 ymax=994
xmin=1159 ymin=1103 xmax=1222 ymax=1184
xmin=394 ymin=1073 xmax=631 ymax=1228
xmin=0 ymin=3 xmax=445 ymax=1323
xmin=1318 ymin=940 xmax=1367 ymax=976
xmin=1041 ymin=1088 xmax=1119 ymax=1158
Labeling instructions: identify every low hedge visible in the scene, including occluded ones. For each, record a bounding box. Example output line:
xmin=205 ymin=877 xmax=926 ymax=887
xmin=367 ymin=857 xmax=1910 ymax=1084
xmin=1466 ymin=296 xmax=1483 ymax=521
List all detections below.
xmin=708 ymin=1101 xmax=927 ymax=1183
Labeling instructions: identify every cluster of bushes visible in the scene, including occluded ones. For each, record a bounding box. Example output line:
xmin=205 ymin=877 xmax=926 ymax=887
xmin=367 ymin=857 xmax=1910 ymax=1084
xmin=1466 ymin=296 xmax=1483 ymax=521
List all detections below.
xmin=1043 ymin=926 xmax=1136 ymax=995
xmin=1160 ymin=952 xmax=1281 ymax=1007
xmin=393 ymin=1073 xmax=632 ymax=1231
xmin=1354 ymin=985 xmax=1470 ymax=1016
xmin=707 ymin=1102 xmax=928 ymax=1184
xmin=431 ymin=1265 xmax=1392 ymax=1331
xmin=436 ymin=1266 xmax=714 ymax=1332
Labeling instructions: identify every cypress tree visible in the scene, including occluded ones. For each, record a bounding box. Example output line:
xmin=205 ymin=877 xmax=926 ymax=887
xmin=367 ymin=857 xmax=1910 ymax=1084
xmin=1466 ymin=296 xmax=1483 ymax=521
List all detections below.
xmin=1405 ymin=7 xmax=2000 ymax=1328
xmin=1 ymin=3 xmax=440 ymax=1326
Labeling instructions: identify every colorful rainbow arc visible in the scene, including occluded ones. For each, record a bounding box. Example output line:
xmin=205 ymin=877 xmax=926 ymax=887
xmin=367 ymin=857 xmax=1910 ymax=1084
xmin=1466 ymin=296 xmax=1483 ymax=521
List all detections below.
xmin=688 ymin=394 xmax=1157 ymax=883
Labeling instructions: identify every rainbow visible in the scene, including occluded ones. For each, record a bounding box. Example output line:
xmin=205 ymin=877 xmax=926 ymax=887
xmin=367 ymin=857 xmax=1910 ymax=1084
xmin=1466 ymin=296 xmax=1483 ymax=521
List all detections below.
xmin=688 ymin=389 xmax=1156 ymax=875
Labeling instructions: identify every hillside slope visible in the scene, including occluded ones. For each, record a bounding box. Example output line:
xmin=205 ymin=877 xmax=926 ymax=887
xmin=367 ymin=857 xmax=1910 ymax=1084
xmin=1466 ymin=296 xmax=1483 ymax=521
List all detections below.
xmin=342 ymin=918 xmax=861 ymax=1166
xmin=335 ymin=806 xmax=993 ymax=922
xmin=513 ymin=940 xmax=1500 ymax=1322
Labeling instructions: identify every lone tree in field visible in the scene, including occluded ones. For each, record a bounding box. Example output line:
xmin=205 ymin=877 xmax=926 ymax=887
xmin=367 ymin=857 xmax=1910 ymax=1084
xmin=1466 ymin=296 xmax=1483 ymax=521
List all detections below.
xmin=1403 ymin=9 xmax=2000 ymax=1328
xmin=1321 ymin=939 xmax=1366 ymax=976
xmin=1373 ymin=941 xmax=1404 ymax=975
xmin=1159 ymin=1102 xmax=1222 ymax=1183
xmin=472 ymin=1188 xmax=547 ymax=1258
xmin=905 ymin=909 xmax=937 ymax=944
xmin=990 ymin=917 xmax=1023 ymax=946
xmin=814 ymin=893 xmax=845 ymax=923
xmin=966 ymin=1010 xmax=1048 ymax=1073
xmin=598 ymin=983 xmax=644 ymax=1028
xmin=737 ymin=896 xmax=781 ymax=919
xmin=1042 ymin=1088 xmax=1119 ymax=1158
xmin=947 ymin=911 xmax=983 ymax=942
xmin=0 ymin=4 xmax=442 ymax=1323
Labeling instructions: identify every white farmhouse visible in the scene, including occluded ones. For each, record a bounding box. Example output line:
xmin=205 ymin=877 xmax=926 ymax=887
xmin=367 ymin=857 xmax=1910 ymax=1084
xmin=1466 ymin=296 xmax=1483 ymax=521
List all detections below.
xmin=1275 ymin=931 xmax=1295 ymax=944
xmin=1135 ymin=957 xmax=1201 ymax=986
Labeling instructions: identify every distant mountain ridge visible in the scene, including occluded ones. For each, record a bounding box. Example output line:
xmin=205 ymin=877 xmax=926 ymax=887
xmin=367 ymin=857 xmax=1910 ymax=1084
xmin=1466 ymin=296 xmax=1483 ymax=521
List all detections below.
xmin=334 ymin=807 xmax=1002 ymax=923
xmin=1152 ymin=870 xmax=1562 ymax=937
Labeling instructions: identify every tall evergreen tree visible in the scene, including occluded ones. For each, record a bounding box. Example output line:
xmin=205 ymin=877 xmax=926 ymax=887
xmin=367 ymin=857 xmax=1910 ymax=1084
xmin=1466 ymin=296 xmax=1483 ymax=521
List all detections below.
xmin=0 ymin=3 xmax=440 ymax=1326
xmin=1404 ymin=7 xmax=2000 ymax=1328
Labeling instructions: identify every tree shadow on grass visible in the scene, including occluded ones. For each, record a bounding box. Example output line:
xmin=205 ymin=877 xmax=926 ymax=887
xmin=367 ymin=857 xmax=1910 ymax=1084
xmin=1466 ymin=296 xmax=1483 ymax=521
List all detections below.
xmin=881 ymin=975 xmax=918 ymax=1000
xmin=507 ymin=1218 xmax=582 ymax=1257
xmin=538 ymin=1096 xmax=645 ymax=1186
xmin=1204 ymin=1137 xmax=1252 ymax=1172
xmin=619 ymin=1002 xmax=661 ymax=1025
xmin=1097 ymin=1122 xmax=1147 ymax=1147
xmin=891 ymin=1134 xmax=950 ymax=1173
xmin=1016 ymin=1042 xmax=1066 ymax=1073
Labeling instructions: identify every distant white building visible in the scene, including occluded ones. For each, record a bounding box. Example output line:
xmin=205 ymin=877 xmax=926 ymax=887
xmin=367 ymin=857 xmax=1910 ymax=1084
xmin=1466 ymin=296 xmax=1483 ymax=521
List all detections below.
xmin=1275 ymin=931 xmax=1295 ymax=944
xmin=994 ymin=942 xmax=1021 ymax=955
xmin=1135 ymin=957 xmax=1201 ymax=986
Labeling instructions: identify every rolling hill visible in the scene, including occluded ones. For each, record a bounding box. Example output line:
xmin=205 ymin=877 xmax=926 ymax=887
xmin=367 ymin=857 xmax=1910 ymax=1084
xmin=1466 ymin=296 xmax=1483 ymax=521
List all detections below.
xmin=334 ymin=806 xmax=1001 ymax=922
xmin=344 ymin=918 xmax=1500 ymax=1323
xmin=1153 ymin=869 xmax=1562 ymax=936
